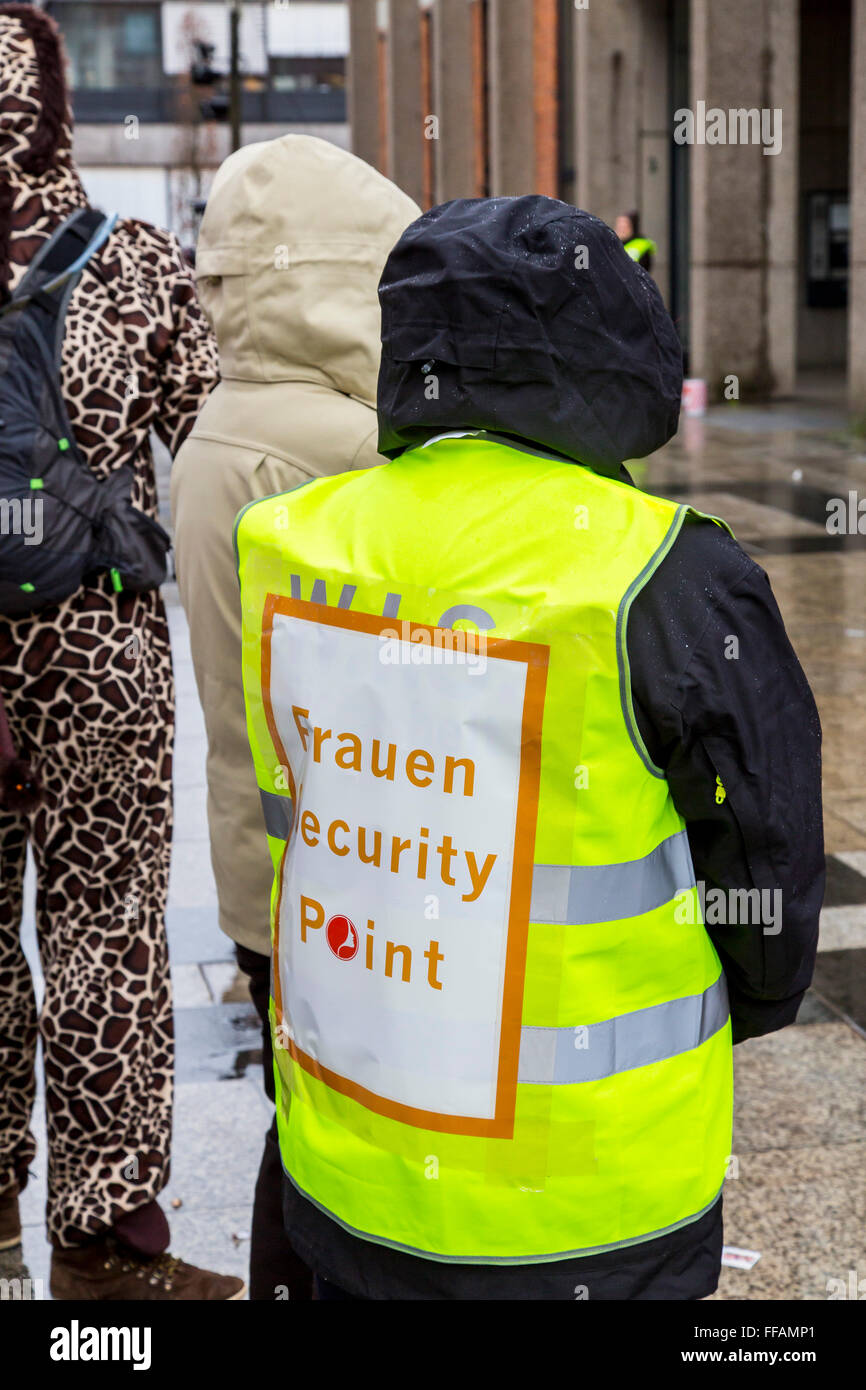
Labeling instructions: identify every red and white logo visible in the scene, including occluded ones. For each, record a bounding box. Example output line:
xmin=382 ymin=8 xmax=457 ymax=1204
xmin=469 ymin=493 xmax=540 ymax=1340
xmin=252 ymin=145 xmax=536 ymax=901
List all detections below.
xmin=326 ymin=914 xmax=359 ymax=960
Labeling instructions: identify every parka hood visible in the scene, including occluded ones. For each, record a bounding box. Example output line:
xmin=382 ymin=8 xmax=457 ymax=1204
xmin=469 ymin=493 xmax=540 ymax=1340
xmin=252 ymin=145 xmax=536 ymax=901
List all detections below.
xmin=0 ymin=5 xmax=89 ymax=303
xmin=195 ymin=135 xmax=420 ymax=406
xmin=0 ymin=5 xmax=77 ymax=179
xmin=377 ymin=196 xmax=683 ymax=475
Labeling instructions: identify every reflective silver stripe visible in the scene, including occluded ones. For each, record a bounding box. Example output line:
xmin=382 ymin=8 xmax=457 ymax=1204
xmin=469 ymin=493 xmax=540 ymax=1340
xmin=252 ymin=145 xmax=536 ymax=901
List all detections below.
xmin=530 ymin=829 xmax=695 ymax=925
xmin=260 ymin=789 xmax=291 ymax=841
xmin=518 ymin=973 xmax=729 ymax=1085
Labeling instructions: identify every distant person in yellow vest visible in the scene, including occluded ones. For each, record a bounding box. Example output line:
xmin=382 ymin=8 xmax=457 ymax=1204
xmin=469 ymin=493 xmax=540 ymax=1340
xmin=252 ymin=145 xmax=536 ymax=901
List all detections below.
xmin=616 ymin=209 xmax=656 ymax=271
xmin=171 ymin=135 xmax=419 ymax=1300
xmin=235 ymin=199 xmax=823 ymax=1300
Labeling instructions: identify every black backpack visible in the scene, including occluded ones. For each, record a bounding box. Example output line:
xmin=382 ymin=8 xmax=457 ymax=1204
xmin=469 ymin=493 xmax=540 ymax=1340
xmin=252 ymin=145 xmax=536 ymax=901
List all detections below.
xmin=0 ymin=207 xmax=171 ymax=617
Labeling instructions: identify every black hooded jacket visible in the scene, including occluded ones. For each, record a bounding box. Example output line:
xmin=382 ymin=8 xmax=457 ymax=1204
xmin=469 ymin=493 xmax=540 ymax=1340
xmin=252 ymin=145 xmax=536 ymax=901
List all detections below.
xmin=377 ymin=197 xmax=681 ymax=472
xmin=283 ymin=197 xmax=824 ymax=1301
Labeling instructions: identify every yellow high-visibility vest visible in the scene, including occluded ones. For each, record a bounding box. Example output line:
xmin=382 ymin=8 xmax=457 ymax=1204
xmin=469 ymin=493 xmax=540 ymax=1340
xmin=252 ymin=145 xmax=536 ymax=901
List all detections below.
xmin=625 ymin=236 xmax=657 ymax=263
xmin=235 ymin=431 xmax=733 ymax=1263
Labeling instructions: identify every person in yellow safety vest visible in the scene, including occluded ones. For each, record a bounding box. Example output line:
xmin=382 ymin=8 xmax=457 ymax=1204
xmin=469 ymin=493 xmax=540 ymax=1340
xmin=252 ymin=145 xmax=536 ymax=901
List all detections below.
xmin=236 ymin=198 xmax=823 ymax=1301
xmin=616 ymin=209 xmax=657 ymax=270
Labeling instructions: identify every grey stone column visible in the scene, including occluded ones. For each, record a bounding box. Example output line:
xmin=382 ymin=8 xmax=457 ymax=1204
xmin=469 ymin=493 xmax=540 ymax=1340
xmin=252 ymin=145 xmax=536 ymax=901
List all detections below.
xmin=487 ymin=0 xmax=535 ymax=195
xmin=386 ymin=0 xmax=426 ymax=205
xmin=348 ymin=0 xmax=380 ymax=169
xmin=640 ymin=0 xmax=673 ymax=306
xmin=431 ymin=0 xmax=479 ymax=201
xmin=689 ymin=0 xmax=799 ymax=397
xmin=850 ymin=0 xmax=866 ymax=412
xmin=766 ymin=0 xmax=799 ymax=397
xmin=572 ymin=0 xmax=643 ymax=226
xmin=569 ymin=0 xmax=673 ymax=302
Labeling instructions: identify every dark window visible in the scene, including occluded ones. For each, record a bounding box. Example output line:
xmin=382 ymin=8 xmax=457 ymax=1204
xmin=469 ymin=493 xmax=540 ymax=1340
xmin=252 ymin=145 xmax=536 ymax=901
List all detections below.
xmin=262 ymin=55 xmax=346 ymax=121
xmin=269 ymin=55 xmax=345 ymax=94
xmin=48 ymin=3 xmax=162 ymax=90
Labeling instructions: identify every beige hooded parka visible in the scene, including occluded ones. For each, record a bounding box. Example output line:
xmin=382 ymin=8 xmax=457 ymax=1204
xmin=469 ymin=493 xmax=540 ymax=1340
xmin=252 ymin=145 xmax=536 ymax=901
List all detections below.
xmin=171 ymin=135 xmax=419 ymax=955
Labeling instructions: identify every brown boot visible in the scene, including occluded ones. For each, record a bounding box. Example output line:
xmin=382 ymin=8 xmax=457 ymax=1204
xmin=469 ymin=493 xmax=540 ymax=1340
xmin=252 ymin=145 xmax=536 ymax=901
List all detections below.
xmin=0 ymin=1190 xmax=21 ymax=1250
xmin=50 ymin=1237 xmax=246 ymax=1301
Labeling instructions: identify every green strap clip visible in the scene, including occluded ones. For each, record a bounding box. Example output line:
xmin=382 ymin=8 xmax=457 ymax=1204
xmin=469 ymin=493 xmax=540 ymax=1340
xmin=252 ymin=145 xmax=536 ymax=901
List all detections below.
xmin=110 ymin=567 xmax=123 ymax=593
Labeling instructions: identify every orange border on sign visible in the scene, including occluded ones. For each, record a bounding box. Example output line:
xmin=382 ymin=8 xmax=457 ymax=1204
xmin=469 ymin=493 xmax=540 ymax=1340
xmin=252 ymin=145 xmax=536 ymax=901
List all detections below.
xmin=261 ymin=594 xmax=548 ymax=1139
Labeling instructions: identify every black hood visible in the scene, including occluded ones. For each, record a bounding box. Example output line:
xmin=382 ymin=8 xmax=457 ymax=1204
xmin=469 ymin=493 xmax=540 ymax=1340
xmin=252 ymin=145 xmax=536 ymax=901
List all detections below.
xmin=376 ymin=196 xmax=683 ymax=476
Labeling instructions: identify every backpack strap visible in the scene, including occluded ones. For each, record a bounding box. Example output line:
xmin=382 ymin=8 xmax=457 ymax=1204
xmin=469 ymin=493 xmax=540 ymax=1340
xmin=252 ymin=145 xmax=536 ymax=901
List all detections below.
xmin=3 ymin=208 xmax=117 ymax=362
xmin=17 ymin=207 xmax=102 ymax=284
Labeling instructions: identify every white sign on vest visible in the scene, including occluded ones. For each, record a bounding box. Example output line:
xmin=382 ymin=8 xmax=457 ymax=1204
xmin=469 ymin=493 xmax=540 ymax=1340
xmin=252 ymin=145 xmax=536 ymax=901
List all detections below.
xmin=262 ymin=597 xmax=546 ymax=1137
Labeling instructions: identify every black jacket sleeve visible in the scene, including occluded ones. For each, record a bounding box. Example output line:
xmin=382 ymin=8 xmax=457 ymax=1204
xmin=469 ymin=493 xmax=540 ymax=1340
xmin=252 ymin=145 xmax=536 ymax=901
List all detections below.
xmin=627 ymin=515 xmax=824 ymax=1043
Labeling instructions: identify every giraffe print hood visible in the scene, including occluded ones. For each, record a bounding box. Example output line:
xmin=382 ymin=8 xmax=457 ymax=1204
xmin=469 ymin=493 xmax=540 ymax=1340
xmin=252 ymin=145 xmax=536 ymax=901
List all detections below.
xmin=0 ymin=5 xmax=72 ymax=167
xmin=0 ymin=4 xmax=89 ymax=300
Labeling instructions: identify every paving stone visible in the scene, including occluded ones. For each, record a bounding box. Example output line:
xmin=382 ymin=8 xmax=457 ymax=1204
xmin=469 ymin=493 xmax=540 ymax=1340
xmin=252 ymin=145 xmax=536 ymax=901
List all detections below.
xmin=710 ymin=1141 xmax=866 ymax=1301
xmin=202 ymin=961 xmax=252 ymax=1004
xmin=732 ymin=1022 xmax=866 ymax=1153
xmin=173 ymin=1003 xmax=263 ymax=1085
xmin=171 ymin=962 xmax=212 ymax=1009
xmin=166 ymin=905 xmax=233 ymax=965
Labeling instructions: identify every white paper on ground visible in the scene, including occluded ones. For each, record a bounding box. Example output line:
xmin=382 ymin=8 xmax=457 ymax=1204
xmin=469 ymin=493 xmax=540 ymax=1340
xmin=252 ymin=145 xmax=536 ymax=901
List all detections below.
xmin=722 ymin=1246 xmax=762 ymax=1270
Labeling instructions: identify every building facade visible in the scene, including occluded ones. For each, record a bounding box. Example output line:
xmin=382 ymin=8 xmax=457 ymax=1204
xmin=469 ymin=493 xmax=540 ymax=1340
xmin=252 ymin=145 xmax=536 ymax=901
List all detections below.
xmin=349 ymin=0 xmax=866 ymax=410
xmin=46 ymin=0 xmax=350 ymax=242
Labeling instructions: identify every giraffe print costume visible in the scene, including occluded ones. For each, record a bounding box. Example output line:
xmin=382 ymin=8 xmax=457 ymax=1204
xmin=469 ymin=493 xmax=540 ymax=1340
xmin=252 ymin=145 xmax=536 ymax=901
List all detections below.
xmin=0 ymin=6 xmax=218 ymax=1247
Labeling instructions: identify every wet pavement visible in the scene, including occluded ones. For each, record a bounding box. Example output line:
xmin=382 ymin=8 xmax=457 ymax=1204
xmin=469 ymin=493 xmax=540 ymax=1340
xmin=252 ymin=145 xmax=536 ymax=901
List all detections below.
xmin=5 ymin=392 xmax=866 ymax=1300
xmin=648 ymin=394 xmax=866 ymax=1300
